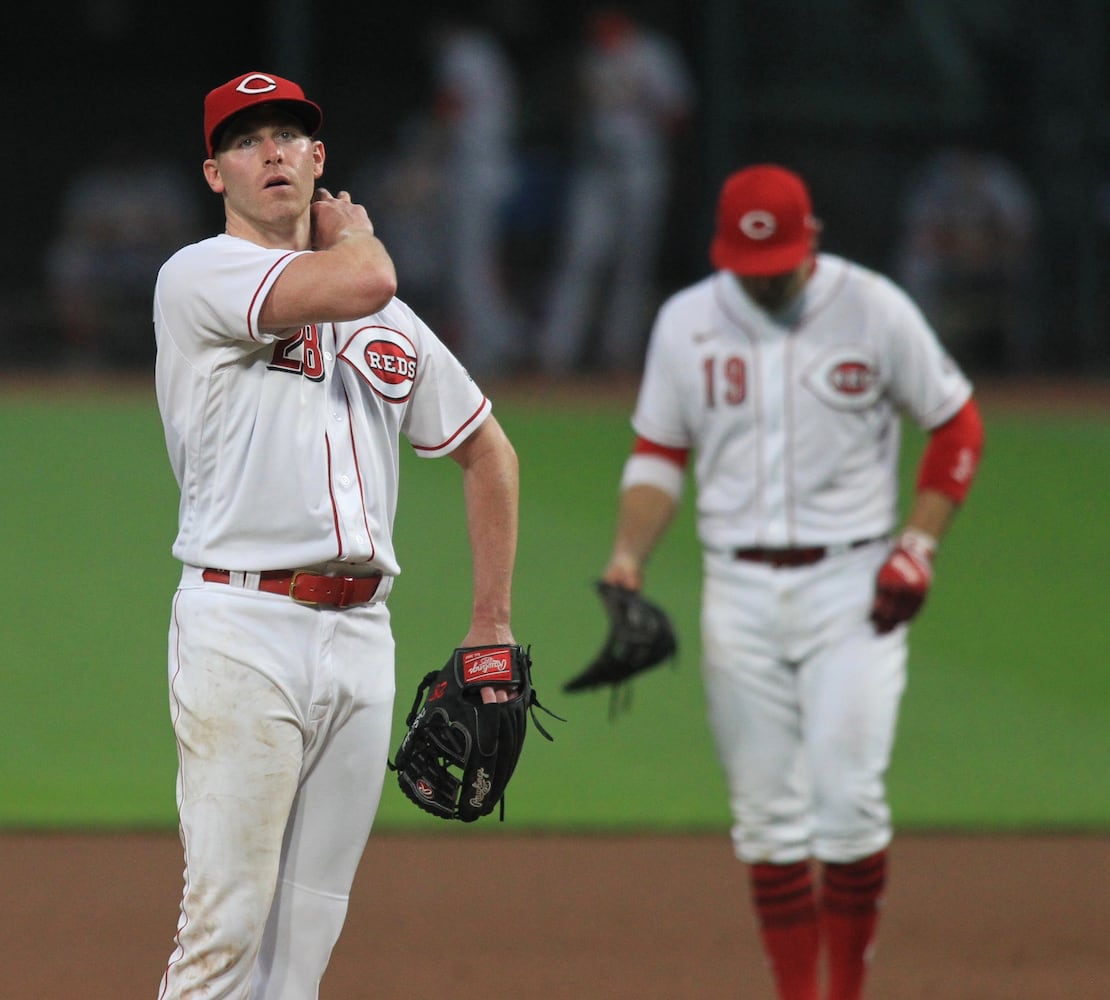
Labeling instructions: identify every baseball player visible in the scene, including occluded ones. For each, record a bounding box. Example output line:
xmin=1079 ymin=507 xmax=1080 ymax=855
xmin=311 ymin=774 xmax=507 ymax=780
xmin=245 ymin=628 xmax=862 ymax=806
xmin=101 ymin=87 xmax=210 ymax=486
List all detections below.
xmin=601 ymin=164 xmax=984 ymax=1000
xmin=153 ymin=72 xmax=520 ymax=998
xmin=536 ymin=6 xmax=695 ymax=374
xmin=429 ymin=12 xmax=523 ymax=376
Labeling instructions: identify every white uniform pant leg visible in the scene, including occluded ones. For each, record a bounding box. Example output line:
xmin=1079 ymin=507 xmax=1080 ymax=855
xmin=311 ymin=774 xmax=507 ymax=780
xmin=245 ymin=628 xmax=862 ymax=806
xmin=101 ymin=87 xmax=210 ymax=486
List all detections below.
xmin=158 ymin=584 xmax=394 ymax=1000
xmin=700 ymin=545 xmax=906 ymax=866
xmin=159 ymin=586 xmax=307 ymax=999
xmin=795 ymin=559 xmax=907 ymax=863
xmin=252 ymin=603 xmax=395 ymax=1000
xmin=701 ymin=555 xmax=814 ymax=864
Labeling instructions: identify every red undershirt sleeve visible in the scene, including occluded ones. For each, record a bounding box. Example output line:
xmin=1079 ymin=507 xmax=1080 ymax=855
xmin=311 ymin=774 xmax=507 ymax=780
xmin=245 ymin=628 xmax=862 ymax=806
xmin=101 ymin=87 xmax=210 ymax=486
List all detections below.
xmin=632 ymin=436 xmax=690 ymax=469
xmin=916 ymin=399 xmax=984 ymax=503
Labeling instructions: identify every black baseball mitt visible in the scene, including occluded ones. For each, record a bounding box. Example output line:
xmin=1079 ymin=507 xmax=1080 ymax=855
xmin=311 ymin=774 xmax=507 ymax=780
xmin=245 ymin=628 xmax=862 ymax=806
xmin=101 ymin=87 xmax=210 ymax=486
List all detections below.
xmin=390 ymin=644 xmax=559 ymax=822
xmin=563 ymin=581 xmax=678 ymax=705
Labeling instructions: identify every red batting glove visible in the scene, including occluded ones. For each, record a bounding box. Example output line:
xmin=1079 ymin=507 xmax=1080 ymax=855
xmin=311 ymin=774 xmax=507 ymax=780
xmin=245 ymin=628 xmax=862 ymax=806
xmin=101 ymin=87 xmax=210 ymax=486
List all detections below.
xmin=870 ymin=529 xmax=936 ymax=633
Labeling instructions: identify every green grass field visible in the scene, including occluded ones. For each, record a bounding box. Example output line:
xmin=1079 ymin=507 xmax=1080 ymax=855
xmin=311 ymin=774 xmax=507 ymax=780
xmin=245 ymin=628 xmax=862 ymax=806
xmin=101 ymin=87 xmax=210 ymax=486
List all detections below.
xmin=1 ymin=387 xmax=1107 ymax=832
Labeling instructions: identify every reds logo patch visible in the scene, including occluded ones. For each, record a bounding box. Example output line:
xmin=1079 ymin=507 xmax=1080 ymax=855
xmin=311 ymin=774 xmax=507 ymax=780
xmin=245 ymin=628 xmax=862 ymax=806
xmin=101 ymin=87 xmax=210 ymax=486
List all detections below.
xmin=802 ymin=350 xmax=881 ymax=410
xmin=462 ymin=648 xmax=513 ymax=685
xmin=337 ymin=325 xmax=418 ymax=402
xmin=828 ymin=361 xmax=876 ymax=395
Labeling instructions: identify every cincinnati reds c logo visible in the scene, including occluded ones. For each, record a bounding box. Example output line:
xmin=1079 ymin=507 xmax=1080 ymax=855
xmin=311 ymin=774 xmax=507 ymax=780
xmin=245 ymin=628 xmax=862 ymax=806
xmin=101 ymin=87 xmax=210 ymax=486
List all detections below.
xmin=739 ymin=210 xmax=777 ymax=240
xmin=236 ymin=73 xmax=279 ymax=96
xmin=829 ymin=361 xmax=876 ymax=395
xmin=801 ymin=350 xmax=881 ymax=411
xmin=338 ymin=325 xmax=418 ymax=402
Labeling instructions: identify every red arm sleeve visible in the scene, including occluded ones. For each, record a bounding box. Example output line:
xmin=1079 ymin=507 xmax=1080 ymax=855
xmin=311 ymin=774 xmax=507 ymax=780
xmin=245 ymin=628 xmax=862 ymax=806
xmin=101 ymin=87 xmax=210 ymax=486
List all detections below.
xmin=632 ymin=435 xmax=690 ymax=469
xmin=916 ymin=399 xmax=984 ymax=504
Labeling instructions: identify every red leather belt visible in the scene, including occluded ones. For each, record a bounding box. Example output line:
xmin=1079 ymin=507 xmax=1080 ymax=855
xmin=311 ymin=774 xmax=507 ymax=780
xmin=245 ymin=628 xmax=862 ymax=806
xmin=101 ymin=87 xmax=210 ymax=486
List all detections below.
xmin=733 ymin=537 xmax=879 ymax=569
xmin=202 ymin=568 xmax=382 ymax=607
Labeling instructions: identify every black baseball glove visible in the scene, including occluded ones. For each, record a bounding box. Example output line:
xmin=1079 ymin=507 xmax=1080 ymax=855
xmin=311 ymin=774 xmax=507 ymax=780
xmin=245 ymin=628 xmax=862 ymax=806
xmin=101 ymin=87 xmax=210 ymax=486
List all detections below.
xmin=390 ymin=644 xmax=559 ymax=822
xmin=563 ymin=581 xmax=678 ymax=706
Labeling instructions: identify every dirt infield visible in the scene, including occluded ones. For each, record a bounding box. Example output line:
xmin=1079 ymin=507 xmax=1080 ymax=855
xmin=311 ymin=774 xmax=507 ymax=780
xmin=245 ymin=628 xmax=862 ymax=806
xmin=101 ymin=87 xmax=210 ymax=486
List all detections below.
xmin=2 ymin=830 xmax=1106 ymax=998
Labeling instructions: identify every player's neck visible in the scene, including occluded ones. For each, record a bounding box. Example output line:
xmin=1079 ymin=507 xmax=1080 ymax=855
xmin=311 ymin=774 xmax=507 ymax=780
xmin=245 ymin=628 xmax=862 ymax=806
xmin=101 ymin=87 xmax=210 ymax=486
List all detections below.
xmin=764 ymin=290 xmax=807 ymax=327
xmin=224 ymin=214 xmax=312 ymax=251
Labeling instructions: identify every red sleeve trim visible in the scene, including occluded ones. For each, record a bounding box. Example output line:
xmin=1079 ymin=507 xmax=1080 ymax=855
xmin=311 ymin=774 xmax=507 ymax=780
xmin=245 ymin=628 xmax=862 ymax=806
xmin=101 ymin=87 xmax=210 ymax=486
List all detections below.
xmin=632 ymin=436 xmax=690 ymax=469
xmin=410 ymin=399 xmax=491 ymax=454
xmin=917 ymin=399 xmax=984 ymax=503
xmin=248 ymin=251 xmax=300 ymax=342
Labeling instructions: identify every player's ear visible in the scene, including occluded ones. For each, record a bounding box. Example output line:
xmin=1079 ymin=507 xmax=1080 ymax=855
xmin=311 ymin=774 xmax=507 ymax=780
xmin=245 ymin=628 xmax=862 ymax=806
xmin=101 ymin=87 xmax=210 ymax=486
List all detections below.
xmin=203 ymin=158 xmax=225 ymax=194
xmin=313 ymin=140 xmax=325 ymax=180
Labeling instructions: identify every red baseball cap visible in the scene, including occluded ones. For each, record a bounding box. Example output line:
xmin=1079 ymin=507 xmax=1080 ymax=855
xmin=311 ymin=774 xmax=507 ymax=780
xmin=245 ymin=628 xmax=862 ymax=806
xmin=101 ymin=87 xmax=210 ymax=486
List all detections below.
xmin=204 ymin=71 xmax=323 ymax=157
xmin=709 ymin=165 xmax=818 ymax=276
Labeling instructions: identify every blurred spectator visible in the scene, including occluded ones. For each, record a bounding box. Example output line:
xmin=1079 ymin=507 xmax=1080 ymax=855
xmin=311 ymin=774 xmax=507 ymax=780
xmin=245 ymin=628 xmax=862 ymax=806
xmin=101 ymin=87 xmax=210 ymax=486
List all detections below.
xmin=44 ymin=138 xmax=205 ymax=369
xmin=427 ymin=11 xmax=524 ymax=376
xmin=535 ymin=6 xmax=695 ymax=375
xmin=894 ymin=146 xmax=1041 ymax=373
xmin=352 ymin=112 xmax=450 ymax=328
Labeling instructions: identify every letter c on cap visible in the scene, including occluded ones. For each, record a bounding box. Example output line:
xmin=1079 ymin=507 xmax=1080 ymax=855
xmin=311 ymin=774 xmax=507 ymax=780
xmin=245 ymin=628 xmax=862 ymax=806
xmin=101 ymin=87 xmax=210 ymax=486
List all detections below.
xmin=237 ymin=73 xmax=279 ymax=96
xmin=740 ymin=210 xmax=777 ymax=241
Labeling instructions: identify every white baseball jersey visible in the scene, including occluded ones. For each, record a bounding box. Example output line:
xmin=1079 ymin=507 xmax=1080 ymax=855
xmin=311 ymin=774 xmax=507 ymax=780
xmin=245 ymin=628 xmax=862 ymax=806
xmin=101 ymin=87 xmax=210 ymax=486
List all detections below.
xmin=154 ymin=233 xmax=490 ymax=579
xmin=631 ymin=253 xmax=972 ymax=551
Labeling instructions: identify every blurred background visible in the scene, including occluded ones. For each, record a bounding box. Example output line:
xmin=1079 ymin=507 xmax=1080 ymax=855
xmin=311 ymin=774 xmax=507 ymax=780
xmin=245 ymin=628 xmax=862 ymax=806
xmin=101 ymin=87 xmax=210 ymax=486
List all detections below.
xmin=5 ymin=0 xmax=1110 ymax=378
xmin=1 ymin=0 xmax=1108 ymax=841
xmin=2 ymin=12 xmax=1106 ymax=996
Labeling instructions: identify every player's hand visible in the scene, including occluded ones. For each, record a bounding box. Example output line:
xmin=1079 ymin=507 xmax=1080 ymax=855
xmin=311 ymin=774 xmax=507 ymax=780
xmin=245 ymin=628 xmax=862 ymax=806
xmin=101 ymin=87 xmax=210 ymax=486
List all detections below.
xmin=870 ymin=530 xmax=936 ymax=633
xmin=460 ymin=626 xmax=516 ymax=704
xmin=310 ymin=187 xmax=375 ymax=251
xmin=602 ymin=552 xmax=643 ymax=593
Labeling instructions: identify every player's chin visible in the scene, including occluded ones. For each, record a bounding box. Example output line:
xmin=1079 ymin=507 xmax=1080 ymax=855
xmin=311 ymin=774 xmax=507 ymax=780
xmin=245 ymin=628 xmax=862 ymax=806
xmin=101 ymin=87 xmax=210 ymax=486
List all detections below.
xmin=751 ymin=290 xmax=793 ymax=312
xmin=264 ymin=199 xmax=312 ymax=226
xmin=262 ymin=181 xmax=311 ymax=204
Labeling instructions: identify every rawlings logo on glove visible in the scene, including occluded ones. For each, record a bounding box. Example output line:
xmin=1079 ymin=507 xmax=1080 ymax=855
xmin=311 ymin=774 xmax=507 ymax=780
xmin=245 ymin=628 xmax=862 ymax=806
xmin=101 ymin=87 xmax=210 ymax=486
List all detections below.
xmin=468 ymin=768 xmax=493 ymax=809
xmin=389 ymin=644 xmax=561 ymax=822
xmin=463 ymin=648 xmax=515 ymax=683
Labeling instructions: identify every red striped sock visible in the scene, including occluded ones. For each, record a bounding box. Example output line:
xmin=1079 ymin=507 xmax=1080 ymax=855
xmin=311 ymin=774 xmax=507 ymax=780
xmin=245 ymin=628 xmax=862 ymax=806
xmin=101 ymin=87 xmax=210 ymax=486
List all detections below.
xmin=820 ymin=850 xmax=888 ymax=1000
xmin=749 ymin=861 xmax=820 ymax=1000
